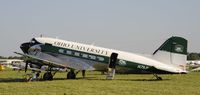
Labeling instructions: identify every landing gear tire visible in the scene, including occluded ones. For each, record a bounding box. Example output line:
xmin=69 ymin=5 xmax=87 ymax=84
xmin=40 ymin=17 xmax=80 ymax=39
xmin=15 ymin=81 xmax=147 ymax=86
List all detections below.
xmin=67 ymin=71 xmax=76 ymax=79
xmin=43 ymin=72 xmax=53 ymax=81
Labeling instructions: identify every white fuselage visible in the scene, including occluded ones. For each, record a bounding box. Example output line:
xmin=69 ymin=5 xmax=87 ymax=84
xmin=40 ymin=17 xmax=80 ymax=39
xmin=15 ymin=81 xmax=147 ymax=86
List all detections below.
xmin=33 ymin=37 xmax=185 ymax=73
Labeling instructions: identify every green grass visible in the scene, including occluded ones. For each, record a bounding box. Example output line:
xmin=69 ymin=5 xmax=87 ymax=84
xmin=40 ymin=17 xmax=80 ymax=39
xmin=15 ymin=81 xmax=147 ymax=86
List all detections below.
xmin=0 ymin=68 xmax=200 ymax=95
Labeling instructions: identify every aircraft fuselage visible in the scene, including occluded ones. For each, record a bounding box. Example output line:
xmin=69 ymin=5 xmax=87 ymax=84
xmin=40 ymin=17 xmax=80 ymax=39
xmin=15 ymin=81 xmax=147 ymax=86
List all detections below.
xmin=20 ymin=37 xmax=186 ymax=74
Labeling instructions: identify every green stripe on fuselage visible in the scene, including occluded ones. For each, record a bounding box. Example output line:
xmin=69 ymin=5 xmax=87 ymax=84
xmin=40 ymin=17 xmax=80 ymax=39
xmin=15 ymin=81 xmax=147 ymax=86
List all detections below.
xmin=40 ymin=44 xmax=165 ymax=73
xmin=41 ymin=44 xmax=110 ymax=63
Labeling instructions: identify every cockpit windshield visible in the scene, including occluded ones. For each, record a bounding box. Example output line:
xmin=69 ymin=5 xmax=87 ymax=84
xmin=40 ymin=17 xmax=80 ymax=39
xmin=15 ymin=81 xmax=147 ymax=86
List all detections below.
xmin=30 ymin=38 xmax=40 ymax=45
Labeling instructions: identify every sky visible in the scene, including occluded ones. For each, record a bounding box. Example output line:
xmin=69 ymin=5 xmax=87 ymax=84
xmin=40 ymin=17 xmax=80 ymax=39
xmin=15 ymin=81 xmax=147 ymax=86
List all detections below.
xmin=0 ymin=0 xmax=200 ymax=57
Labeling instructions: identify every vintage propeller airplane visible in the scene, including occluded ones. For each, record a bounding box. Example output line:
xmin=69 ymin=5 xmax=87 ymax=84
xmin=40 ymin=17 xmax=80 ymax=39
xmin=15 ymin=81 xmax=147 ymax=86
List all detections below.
xmin=15 ymin=36 xmax=188 ymax=80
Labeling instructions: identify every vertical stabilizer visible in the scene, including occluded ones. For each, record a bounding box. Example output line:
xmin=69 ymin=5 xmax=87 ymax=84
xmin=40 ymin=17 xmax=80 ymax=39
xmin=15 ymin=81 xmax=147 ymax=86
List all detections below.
xmin=153 ymin=36 xmax=188 ymax=71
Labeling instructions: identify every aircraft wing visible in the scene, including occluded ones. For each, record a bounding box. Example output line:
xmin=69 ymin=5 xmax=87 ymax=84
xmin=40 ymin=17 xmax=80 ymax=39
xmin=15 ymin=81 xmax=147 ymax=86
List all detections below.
xmin=14 ymin=52 xmax=93 ymax=70
xmin=14 ymin=52 xmax=66 ymax=68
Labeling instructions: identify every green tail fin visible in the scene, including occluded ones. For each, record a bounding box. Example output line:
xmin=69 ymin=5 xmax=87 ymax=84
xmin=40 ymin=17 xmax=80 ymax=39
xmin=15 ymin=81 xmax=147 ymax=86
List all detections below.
xmin=153 ymin=36 xmax=188 ymax=55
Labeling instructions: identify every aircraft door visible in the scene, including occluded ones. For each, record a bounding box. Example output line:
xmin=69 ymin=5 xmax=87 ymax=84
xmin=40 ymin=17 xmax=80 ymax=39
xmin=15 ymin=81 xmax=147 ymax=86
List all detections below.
xmin=109 ymin=53 xmax=118 ymax=68
xmin=107 ymin=52 xmax=118 ymax=80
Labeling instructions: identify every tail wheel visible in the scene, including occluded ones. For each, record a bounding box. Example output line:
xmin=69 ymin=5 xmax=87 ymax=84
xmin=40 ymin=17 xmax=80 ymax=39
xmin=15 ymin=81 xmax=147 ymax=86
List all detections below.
xmin=153 ymin=74 xmax=163 ymax=80
xmin=43 ymin=72 xmax=53 ymax=80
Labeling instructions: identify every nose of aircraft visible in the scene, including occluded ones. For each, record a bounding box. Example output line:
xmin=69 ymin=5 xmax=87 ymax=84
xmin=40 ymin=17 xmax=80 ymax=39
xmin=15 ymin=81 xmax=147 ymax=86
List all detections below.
xmin=20 ymin=42 xmax=31 ymax=54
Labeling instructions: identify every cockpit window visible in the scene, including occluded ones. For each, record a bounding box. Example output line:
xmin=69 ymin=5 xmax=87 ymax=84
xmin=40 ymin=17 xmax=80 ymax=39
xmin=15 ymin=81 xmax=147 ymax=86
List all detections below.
xmin=31 ymin=40 xmax=35 ymax=44
xmin=30 ymin=38 xmax=40 ymax=45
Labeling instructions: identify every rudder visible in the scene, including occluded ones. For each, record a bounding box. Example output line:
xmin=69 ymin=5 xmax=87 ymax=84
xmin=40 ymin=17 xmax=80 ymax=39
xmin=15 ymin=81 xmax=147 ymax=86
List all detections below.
xmin=153 ymin=36 xmax=188 ymax=71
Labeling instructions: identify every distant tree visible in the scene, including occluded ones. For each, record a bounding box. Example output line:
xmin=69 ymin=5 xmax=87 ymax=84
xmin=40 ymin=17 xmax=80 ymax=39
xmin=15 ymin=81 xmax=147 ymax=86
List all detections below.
xmin=187 ymin=53 xmax=200 ymax=60
xmin=0 ymin=56 xmax=23 ymax=59
xmin=0 ymin=56 xmax=6 ymax=59
xmin=7 ymin=56 xmax=24 ymax=59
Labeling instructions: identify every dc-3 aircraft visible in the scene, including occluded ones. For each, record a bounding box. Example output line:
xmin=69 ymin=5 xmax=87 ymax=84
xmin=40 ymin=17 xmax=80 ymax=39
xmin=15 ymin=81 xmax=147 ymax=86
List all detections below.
xmin=15 ymin=36 xmax=188 ymax=80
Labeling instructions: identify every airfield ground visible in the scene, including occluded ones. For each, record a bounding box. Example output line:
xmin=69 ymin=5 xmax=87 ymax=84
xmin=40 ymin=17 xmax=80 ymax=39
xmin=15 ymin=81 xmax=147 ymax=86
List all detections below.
xmin=0 ymin=68 xmax=200 ymax=95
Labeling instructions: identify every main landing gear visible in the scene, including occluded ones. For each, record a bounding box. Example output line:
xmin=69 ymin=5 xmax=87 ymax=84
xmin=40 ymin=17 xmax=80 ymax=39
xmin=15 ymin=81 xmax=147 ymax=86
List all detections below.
xmin=66 ymin=69 xmax=86 ymax=79
xmin=43 ymin=72 xmax=53 ymax=80
xmin=42 ymin=68 xmax=86 ymax=80
xmin=43 ymin=67 xmax=58 ymax=81
xmin=67 ymin=69 xmax=76 ymax=79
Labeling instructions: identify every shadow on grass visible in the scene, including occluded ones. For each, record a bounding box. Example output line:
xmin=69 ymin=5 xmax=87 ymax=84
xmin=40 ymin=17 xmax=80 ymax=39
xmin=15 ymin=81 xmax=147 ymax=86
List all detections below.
xmin=52 ymin=77 xmax=95 ymax=81
xmin=0 ymin=77 xmax=71 ymax=83
xmin=116 ymin=78 xmax=171 ymax=81
xmin=82 ymin=77 xmax=171 ymax=81
xmin=0 ymin=78 xmax=27 ymax=83
xmin=0 ymin=77 xmax=94 ymax=83
xmin=0 ymin=77 xmax=170 ymax=83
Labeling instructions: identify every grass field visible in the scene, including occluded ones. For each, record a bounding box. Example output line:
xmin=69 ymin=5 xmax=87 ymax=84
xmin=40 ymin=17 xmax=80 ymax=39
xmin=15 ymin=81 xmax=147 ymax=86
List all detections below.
xmin=0 ymin=68 xmax=200 ymax=95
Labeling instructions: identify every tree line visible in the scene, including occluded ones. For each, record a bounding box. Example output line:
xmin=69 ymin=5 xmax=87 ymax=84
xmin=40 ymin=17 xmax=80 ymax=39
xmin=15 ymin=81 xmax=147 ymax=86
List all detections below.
xmin=0 ymin=56 xmax=23 ymax=59
xmin=187 ymin=53 xmax=200 ymax=60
